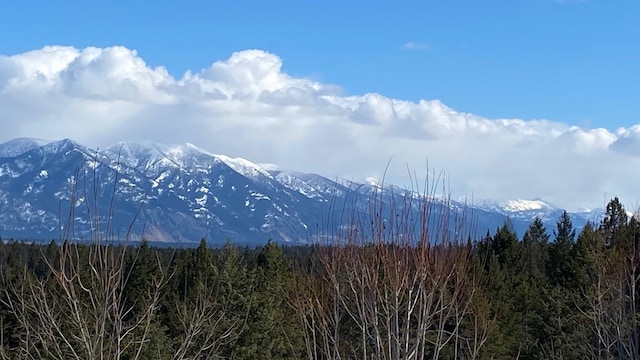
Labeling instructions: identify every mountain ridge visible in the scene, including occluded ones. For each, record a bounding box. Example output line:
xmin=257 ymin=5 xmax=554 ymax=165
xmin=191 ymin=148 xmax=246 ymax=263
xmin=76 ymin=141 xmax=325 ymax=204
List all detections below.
xmin=0 ymin=138 xmax=606 ymax=245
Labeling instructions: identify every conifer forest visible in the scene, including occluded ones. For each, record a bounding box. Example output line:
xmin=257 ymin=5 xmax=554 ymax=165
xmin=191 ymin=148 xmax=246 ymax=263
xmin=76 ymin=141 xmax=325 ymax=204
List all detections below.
xmin=0 ymin=193 xmax=638 ymax=359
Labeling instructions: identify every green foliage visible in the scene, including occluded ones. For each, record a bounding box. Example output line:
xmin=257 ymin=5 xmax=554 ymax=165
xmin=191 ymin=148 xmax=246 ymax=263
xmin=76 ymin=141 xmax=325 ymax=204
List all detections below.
xmin=233 ymin=240 xmax=303 ymax=359
xmin=522 ymin=216 xmax=549 ymax=280
xmin=601 ymin=196 xmax=628 ymax=247
xmin=1 ymin=197 xmax=639 ymax=359
xmin=547 ymin=210 xmax=577 ymax=288
xmin=491 ymin=220 xmax=521 ymax=270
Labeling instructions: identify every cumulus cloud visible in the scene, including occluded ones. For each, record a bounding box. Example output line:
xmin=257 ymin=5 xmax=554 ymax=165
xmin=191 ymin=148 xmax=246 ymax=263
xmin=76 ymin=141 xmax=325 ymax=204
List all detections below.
xmin=0 ymin=45 xmax=638 ymax=211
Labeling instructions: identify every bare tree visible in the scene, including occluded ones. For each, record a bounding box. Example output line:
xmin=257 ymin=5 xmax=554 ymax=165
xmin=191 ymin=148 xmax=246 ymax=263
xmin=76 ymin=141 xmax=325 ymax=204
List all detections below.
xmin=1 ymin=156 xmax=248 ymax=359
xmin=0 ymin=163 xmax=168 ymax=359
xmin=291 ymin=171 xmax=494 ymax=359
xmin=576 ymin=223 xmax=640 ymax=359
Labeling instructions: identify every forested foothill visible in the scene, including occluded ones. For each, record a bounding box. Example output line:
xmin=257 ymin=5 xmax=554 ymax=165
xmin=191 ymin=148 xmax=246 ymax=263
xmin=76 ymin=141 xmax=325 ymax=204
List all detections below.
xmin=0 ymin=194 xmax=637 ymax=359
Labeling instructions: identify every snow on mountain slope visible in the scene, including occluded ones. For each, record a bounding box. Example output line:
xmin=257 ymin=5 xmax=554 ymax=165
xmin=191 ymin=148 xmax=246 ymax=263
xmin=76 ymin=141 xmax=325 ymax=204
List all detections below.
xmin=502 ymin=199 xmax=555 ymax=212
xmin=0 ymin=137 xmax=611 ymax=245
xmin=477 ymin=199 xmax=556 ymax=213
xmin=106 ymin=140 xmax=274 ymax=180
xmin=365 ymin=177 xmax=383 ymax=188
xmin=0 ymin=138 xmax=53 ymax=158
xmin=105 ymin=141 xmax=173 ymax=169
xmin=270 ymin=171 xmax=323 ymax=199
xmin=214 ymin=154 xmax=274 ymax=180
xmin=104 ymin=141 xmax=217 ymax=171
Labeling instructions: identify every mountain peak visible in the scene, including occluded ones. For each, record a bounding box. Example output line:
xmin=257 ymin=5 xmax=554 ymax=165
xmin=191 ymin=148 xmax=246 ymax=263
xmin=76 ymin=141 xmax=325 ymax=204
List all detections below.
xmin=0 ymin=137 xmax=53 ymax=158
xmin=41 ymin=138 xmax=86 ymax=155
xmin=0 ymin=137 xmax=601 ymax=244
xmin=364 ymin=177 xmax=383 ymax=188
xmin=501 ymin=199 xmax=556 ymax=212
xmin=474 ymin=198 xmax=557 ymax=214
xmin=214 ymin=154 xmax=273 ymax=179
xmin=104 ymin=140 xmax=216 ymax=170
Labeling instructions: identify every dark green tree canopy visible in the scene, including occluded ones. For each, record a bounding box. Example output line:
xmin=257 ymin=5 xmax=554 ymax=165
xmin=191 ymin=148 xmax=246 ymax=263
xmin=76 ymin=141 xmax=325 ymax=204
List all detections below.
xmin=601 ymin=197 xmax=628 ymax=246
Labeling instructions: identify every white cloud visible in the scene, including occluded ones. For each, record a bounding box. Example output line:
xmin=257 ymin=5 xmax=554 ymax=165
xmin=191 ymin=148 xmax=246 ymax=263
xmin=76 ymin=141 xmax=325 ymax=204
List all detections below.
xmin=0 ymin=45 xmax=638 ymax=211
xmin=403 ymin=41 xmax=428 ymax=50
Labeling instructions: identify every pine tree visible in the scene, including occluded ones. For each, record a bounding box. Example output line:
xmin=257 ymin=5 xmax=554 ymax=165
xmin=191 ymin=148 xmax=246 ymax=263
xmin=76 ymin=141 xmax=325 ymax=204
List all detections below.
xmin=508 ymin=217 xmax=549 ymax=358
xmin=216 ymin=240 xmax=256 ymax=358
xmin=555 ymin=210 xmax=577 ymax=244
xmin=601 ymin=197 xmax=628 ymax=247
xmin=522 ymin=216 xmax=549 ymax=280
xmin=123 ymin=239 xmax=172 ymax=360
xmin=234 ymin=240 xmax=303 ymax=359
xmin=491 ymin=220 xmax=521 ymax=270
xmin=548 ymin=210 xmax=577 ymax=288
xmin=162 ymin=238 xmax=238 ymax=358
xmin=482 ymin=222 xmax=526 ymax=357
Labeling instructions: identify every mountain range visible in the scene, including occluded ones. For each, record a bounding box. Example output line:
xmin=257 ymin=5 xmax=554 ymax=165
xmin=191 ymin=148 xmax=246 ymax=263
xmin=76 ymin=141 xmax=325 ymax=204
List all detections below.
xmin=0 ymin=137 xmax=606 ymax=246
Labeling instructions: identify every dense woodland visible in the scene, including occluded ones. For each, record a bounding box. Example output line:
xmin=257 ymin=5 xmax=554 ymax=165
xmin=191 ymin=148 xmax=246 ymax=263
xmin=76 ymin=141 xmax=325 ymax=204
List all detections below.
xmin=0 ymin=196 xmax=637 ymax=359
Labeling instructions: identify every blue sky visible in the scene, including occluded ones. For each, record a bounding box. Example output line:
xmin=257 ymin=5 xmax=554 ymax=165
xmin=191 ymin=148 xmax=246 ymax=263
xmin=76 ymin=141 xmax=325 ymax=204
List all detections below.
xmin=1 ymin=0 xmax=638 ymax=128
xmin=1 ymin=1 xmax=640 ymax=210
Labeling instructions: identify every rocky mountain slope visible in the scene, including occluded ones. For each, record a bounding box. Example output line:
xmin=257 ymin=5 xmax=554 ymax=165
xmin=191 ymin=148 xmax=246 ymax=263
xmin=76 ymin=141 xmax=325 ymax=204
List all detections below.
xmin=0 ymin=138 xmax=604 ymax=245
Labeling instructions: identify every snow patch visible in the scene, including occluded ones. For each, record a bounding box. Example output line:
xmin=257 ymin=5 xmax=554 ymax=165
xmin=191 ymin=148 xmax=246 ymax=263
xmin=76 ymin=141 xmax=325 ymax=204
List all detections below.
xmin=365 ymin=177 xmax=383 ymax=188
xmin=250 ymin=191 xmax=271 ymax=201
xmin=259 ymin=163 xmax=280 ymax=171
xmin=501 ymin=199 xmax=554 ymax=212
xmin=216 ymin=154 xmax=273 ymax=179
xmin=476 ymin=198 xmax=556 ymax=213
xmin=152 ymin=171 xmax=171 ymax=188
xmin=0 ymin=137 xmax=52 ymax=158
xmin=274 ymin=172 xmax=321 ymax=199
xmin=195 ymin=194 xmax=207 ymax=207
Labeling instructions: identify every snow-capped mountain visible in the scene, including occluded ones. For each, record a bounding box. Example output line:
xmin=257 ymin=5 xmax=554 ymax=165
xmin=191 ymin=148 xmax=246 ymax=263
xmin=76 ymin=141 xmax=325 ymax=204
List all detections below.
xmin=0 ymin=138 xmax=605 ymax=245
xmin=473 ymin=198 xmax=605 ymax=233
xmin=0 ymin=137 xmax=53 ymax=158
xmin=477 ymin=199 xmax=556 ymax=213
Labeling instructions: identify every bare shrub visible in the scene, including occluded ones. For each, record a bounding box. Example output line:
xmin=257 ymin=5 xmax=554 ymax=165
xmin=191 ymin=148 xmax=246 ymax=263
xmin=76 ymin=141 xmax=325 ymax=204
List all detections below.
xmin=1 ymin=155 xmax=247 ymax=359
xmin=291 ymin=171 xmax=494 ymax=359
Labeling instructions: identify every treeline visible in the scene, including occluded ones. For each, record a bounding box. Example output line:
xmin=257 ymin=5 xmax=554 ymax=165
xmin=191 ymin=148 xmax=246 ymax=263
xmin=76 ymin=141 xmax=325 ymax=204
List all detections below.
xmin=0 ymin=237 xmax=305 ymax=359
xmin=0 ymin=197 xmax=637 ymax=359
xmin=475 ymin=197 xmax=639 ymax=359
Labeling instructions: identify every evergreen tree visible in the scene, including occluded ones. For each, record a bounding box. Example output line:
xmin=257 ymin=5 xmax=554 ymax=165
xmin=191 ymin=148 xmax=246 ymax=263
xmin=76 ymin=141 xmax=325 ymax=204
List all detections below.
xmin=475 ymin=229 xmax=494 ymax=271
xmin=482 ymin=222 xmax=526 ymax=357
xmin=162 ymin=238 xmax=221 ymax=355
xmin=555 ymin=210 xmax=577 ymax=244
xmin=216 ymin=240 xmax=256 ymax=358
xmin=572 ymin=222 xmax=602 ymax=291
xmin=601 ymin=197 xmax=628 ymax=247
xmin=123 ymin=239 xmax=172 ymax=360
xmin=548 ymin=210 xmax=577 ymax=288
xmin=234 ymin=240 xmax=303 ymax=359
xmin=522 ymin=216 xmax=549 ymax=280
xmin=621 ymin=215 xmax=640 ymax=251
xmin=508 ymin=217 xmax=549 ymax=358
xmin=491 ymin=220 xmax=521 ymax=270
